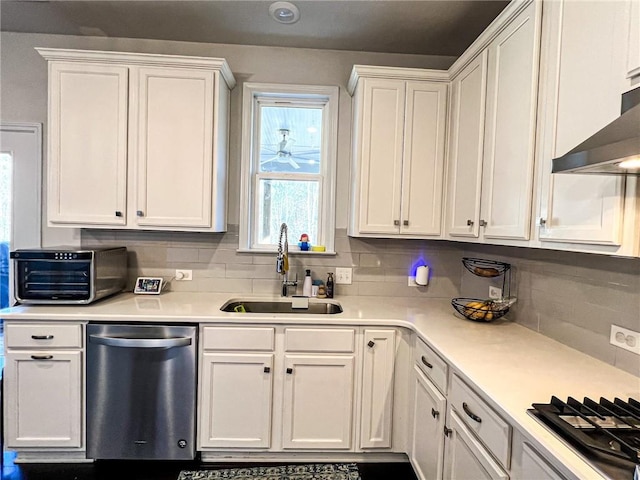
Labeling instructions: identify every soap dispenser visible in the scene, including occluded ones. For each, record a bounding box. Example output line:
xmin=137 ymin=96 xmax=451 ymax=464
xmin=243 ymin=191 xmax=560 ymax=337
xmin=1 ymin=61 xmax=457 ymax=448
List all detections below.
xmin=302 ymin=269 xmax=312 ymax=297
xmin=326 ymin=272 xmax=334 ymax=298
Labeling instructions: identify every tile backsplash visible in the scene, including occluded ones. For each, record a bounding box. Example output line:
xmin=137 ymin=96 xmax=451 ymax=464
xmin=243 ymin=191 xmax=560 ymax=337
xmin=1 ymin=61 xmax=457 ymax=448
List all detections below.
xmin=82 ymin=227 xmax=464 ymax=299
xmin=82 ymin=229 xmax=640 ymax=376
xmin=461 ymin=244 xmax=640 ymax=377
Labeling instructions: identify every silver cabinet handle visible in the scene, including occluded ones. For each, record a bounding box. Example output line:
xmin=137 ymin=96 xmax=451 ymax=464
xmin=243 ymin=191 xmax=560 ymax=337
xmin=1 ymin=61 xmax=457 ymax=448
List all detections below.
xmin=462 ymin=402 xmax=482 ymax=423
xmin=539 ymin=218 xmax=546 ymax=226
xmin=31 ymin=355 xmax=53 ymax=360
xmin=466 ymin=219 xmax=474 ymax=226
xmin=403 ymin=220 xmax=409 ymax=226
xmin=136 ymin=210 xmax=144 ymax=217
xmin=393 ymin=220 xmax=400 ymax=226
xmin=31 ymin=335 xmax=54 ymax=340
xmin=479 ymin=219 xmax=487 ymax=227
xmin=89 ymin=335 xmax=191 ymax=349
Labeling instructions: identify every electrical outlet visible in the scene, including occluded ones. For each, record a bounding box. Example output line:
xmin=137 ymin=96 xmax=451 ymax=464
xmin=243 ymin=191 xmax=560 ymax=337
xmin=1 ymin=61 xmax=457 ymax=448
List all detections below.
xmin=610 ymin=325 xmax=640 ymax=355
xmin=408 ymin=276 xmax=418 ymax=287
xmin=335 ymin=267 xmax=352 ymax=285
xmin=488 ymin=286 xmax=502 ymax=299
xmin=175 ymin=269 xmax=192 ymax=281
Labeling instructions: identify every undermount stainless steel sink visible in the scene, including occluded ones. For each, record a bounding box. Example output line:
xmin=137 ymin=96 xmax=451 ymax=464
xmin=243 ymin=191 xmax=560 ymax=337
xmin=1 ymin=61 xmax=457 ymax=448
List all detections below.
xmin=221 ymin=300 xmax=343 ymax=315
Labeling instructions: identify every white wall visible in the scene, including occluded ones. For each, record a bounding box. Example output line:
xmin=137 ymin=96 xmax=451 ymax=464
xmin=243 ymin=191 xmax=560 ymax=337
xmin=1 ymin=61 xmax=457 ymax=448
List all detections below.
xmin=0 ymin=32 xmax=456 ymax=242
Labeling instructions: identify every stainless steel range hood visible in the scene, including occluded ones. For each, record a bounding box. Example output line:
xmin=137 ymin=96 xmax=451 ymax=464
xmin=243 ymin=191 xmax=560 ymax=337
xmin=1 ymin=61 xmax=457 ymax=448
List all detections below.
xmin=552 ymin=86 xmax=640 ymax=175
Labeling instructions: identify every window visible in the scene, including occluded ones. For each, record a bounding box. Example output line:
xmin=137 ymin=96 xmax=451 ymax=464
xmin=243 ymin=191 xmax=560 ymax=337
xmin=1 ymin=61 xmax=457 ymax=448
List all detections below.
xmin=239 ymin=84 xmax=339 ymax=253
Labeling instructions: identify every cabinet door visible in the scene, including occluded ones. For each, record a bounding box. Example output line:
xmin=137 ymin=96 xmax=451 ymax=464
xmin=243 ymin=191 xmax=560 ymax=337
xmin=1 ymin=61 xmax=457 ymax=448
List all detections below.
xmin=282 ymin=355 xmax=355 ymax=449
xmin=199 ymin=353 xmax=273 ymax=448
xmin=354 ymin=78 xmax=405 ymax=234
xmin=400 ymin=82 xmax=448 ymax=236
xmin=5 ymin=351 xmax=82 ymax=448
xmin=537 ymin=0 xmax=627 ymax=246
xmin=481 ymin=1 xmax=540 ymax=240
xmin=135 ymin=67 xmax=214 ymax=228
xmin=360 ymin=329 xmax=396 ymax=449
xmin=446 ymin=52 xmax=488 ymax=238
xmin=627 ymin=0 xmax=640 ymax=80
xmin=48 ymin=62 xmax=128 ymax=226
xmin=411 ymin=367 xmax=446 ymax=480
xmin=521 ymin=442 xmax=566 ymax=480
xmin=443 ymin=410 xmax=509 ymax=480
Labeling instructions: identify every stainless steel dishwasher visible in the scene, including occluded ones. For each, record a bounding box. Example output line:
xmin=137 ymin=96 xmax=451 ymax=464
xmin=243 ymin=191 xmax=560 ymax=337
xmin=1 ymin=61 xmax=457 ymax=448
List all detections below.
xmin=86 ymin=323 xmax=197 ymax=460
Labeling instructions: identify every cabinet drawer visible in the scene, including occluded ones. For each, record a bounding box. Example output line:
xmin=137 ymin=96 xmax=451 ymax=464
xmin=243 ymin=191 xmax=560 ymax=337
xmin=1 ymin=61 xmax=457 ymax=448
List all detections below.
xmin=284 ymin=328 xmax=355 ymax=352
xmin=202 ymin=326 xmax=275 ymax=351
xmin=414 ymin=337 xmax=448 ymax=394
xmin=5 ymin=323 xmax=83 ymax=349
xmin=450 ymin=374 xmax=512 ymax=468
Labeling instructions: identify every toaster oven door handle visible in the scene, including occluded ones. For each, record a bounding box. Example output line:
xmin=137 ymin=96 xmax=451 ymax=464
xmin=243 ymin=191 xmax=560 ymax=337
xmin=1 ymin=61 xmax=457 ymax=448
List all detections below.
xmin=89 ymin=335 xmax=192 ymax=349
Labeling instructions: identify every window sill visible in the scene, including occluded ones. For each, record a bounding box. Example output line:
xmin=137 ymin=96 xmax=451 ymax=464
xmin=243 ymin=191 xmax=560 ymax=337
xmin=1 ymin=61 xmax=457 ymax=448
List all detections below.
xmin=236 ymin=248 xmax=337 ymax=256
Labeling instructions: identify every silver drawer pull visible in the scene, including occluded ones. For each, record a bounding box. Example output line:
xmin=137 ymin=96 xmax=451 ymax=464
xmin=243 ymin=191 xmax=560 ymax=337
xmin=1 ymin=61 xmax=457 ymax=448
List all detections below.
xmin=31 ymin=355 xmax=53 ymax=360
xmin=462 ymin=402 xmax=482 ymax=423
xmin=31 ymin=335 xmax=54 ymax=340
xmin=421 ymin=356 xmax=433 ymax=369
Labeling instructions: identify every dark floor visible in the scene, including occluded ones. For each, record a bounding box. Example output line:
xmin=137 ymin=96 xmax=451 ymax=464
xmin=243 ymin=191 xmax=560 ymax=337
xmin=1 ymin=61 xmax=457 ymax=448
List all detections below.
xmin=2 ymin=454 xmax=418 ymax=480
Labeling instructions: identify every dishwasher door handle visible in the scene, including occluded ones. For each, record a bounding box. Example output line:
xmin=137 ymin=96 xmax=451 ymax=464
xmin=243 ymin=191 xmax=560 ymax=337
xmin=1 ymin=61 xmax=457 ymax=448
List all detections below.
xmin=89 ymin=335 xmax=192 ymax=349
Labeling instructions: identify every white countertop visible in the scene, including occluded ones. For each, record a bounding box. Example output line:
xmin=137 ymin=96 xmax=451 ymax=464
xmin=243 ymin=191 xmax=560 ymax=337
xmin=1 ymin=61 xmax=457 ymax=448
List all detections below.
xmin=2 ymin=292 xmax=639 ymax=479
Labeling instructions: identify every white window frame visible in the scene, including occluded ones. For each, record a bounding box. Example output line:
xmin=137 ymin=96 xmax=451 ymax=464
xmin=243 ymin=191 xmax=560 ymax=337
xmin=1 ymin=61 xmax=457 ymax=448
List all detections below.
xmin=239 ymin=83 xmax=339 ymax=253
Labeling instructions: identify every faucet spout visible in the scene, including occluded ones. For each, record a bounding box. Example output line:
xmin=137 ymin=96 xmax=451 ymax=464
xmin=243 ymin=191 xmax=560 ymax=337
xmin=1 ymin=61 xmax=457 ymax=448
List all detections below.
xmin=277 ymin=223 xmax=297 ymax=296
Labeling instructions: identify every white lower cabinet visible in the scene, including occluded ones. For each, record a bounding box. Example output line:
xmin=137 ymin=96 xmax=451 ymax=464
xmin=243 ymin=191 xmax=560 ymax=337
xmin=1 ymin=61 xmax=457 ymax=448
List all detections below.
xmin=360 ymin=329 xmax=396 ymax=449
xmin=411 ymin=367 xmax=446 ymax=480
xmin=444 ymin=410 xmax=509 ymax=480
xmin=520 ymin=442 xmax=567 ymax=480
xmin=3 ymin=322 xmax=84 ymax=449
xmin=199 ymin=325 xmax=361 ymax=453
xmin=200 ymin=353 xmax=274 ymax=448
xmin=282 ymin=354 xmax=355 ymax=449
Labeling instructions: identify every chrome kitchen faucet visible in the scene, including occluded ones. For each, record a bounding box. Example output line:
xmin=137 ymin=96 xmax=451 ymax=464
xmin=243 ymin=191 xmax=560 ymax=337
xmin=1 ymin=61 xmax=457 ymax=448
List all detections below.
xmin=277 ymin=223 xmax=297 ymax=297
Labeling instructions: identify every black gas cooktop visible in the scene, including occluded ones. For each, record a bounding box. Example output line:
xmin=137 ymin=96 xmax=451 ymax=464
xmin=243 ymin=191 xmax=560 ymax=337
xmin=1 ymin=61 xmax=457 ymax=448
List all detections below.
xmin=529 ymin=396 xmax=640 ymax=480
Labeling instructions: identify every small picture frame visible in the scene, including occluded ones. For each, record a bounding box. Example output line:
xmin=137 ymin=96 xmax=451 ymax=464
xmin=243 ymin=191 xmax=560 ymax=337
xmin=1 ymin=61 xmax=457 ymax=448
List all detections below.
xmin=134 ymin=277 xmax=164 ymax=295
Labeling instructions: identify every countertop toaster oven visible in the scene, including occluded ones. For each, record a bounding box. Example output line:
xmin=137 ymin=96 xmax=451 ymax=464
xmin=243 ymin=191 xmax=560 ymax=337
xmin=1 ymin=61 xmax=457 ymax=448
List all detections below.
xmin=10 ymin=247 xmax=127 ymax=305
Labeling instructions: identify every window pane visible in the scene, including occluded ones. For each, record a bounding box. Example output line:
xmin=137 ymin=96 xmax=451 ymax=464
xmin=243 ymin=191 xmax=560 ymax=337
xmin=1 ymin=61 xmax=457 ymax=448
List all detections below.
xmin=257 ymin=179 xmax=319 ymax=246
xmin=259 ymin=106 xmax=322 ymax=174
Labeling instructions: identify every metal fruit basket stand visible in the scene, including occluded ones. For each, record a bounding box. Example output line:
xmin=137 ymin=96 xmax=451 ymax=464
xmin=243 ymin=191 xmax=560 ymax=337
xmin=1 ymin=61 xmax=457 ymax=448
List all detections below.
xmin=452 ymin=258 xmax=516 ymax=322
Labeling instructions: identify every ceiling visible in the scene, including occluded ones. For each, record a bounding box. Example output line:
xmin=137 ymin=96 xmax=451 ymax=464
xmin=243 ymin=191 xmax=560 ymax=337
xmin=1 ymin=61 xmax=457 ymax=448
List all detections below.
xmin=0 ymin=0 xmax=510 ymax=57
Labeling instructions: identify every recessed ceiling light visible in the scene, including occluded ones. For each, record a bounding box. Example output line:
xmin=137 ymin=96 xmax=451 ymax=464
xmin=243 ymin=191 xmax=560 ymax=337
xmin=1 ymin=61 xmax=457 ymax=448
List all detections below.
xmin=269 ymin=1 xmax=300 ymax=24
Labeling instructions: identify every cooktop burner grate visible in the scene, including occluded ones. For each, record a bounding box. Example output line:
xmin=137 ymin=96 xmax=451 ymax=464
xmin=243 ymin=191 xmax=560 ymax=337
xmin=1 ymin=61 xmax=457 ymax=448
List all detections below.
xmin=530 ymin=396 xmax=640 ymax=480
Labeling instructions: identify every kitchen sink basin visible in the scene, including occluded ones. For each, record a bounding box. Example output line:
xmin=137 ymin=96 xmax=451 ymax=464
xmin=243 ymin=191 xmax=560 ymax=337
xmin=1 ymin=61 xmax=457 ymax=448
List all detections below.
xmin=221 ymin=300 xmax=343 ymax=315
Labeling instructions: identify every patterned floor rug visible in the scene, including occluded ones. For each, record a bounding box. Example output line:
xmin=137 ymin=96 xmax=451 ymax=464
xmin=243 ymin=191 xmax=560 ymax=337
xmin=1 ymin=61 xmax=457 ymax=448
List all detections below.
xmin=177 ymin=463 xmax=361 ymax=480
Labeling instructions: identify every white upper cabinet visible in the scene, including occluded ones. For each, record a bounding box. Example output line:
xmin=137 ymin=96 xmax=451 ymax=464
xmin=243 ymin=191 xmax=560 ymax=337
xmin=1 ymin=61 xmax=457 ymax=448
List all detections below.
xmin=446 ymin=52 xmax=488 ymax=238
xmin=38 ymin=48 xmax=235 ymax=232
xmin=134 ymin=67 xmax=216 ymax=228
xmin=47 ymin=62 xmax=129 ymax=226
xmin=348 ymin=66 xmax=448 ymax=238
xmin=445 ymin=0 xmax=541 ymax=242
xmin=625 ymin=0 xmax=640 ymax=85
xmin=535 ymin=0 xmax=630 ymax=249
xmin=481 ymin=0 xmax=540 ymax=241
